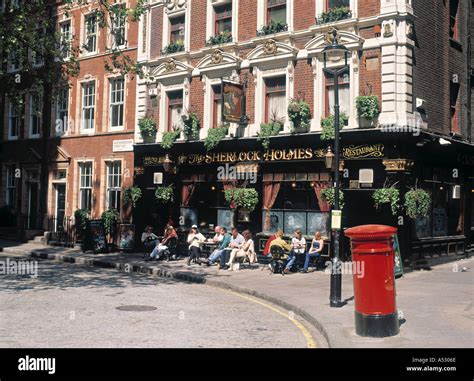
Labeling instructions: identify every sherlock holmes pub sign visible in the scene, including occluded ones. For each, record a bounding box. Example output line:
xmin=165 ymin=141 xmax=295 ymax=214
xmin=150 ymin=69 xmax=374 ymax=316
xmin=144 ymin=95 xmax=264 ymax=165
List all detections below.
xmin=142 ymin=144 xmax=385 ymax=166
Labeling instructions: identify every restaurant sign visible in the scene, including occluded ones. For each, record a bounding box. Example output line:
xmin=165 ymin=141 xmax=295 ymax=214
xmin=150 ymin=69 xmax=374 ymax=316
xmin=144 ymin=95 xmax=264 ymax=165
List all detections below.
xmin=142 ymin=144 xmax=385 ymax=166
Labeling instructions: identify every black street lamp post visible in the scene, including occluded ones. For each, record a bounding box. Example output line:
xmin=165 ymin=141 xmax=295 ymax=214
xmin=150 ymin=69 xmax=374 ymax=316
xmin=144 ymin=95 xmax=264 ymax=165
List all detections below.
xmin=323 ymin=29 xmax=350 ymax=308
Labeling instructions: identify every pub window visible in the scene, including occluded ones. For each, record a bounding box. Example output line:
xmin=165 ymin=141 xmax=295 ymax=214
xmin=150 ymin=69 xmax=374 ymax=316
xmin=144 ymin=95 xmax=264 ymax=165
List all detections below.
xmin=214 ymin=3 xmax=232 ymax=34
xmin=169 ymin=15 xmax=185 ymax=44
xmin=84 ymin=14 xmax=97 ymax=54
xmin=109 ymin=77 xmax=125 ymax=129
xmin=267 ymin=0 xmax=286 ymax=25
xmin=8 ymin=101 xmax=19 ymax=140
xmin=450 ymin=81 xmax=460 ymax=135
xmin=167 ymin=90 xmax=183 ymax=132
xmin=29 ymin=92 xmax=41 ymax=138
xmin=327 ymin=0 xmax=350 ymax=10
xmin=325 ymin=72 xmax=350 ymax=117
xmin=106 ymin=161 xmax=122 ymax=212
xmin=79 ymin=162 xmax=93 ymax=212
xmin=212 ymin=85 xmax=222 ymax=128
xmin=82 ymin=81 xmax=95 ymax=131
xmin=6 ymin=166 xmax=17 ymax=208
xmin=60 ymin=21 xmax=71 ymax=59
xmin=449 ymin=0 xmax=459 ymax=41
xmin=265 ymin=76 xmax=286 ymax=124
xmin=56 ymin=87 xmax=69 ymax=135
xmin=111 ymin=9 xmax=126 ymax=48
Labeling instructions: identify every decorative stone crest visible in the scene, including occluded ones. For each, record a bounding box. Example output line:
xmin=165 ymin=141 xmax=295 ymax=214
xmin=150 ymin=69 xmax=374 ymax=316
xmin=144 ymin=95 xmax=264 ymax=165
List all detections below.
xmin=210 ymin=49 xmax=223 ymax=65
xmin=263 ymin=39 xmax=278 ymax=55
xmin=164 ymin=0 xmax=187 ymax=12
xmin=164 ymin=59 xmax=177 ymax=73
xmin=324 ymin=27 xmax=341 ymax=45
xmin=406 ymin=23 xmax=414 ymax=39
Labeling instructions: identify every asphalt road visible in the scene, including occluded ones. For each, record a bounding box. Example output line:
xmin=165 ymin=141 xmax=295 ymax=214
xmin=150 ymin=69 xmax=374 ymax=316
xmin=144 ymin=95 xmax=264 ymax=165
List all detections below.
xmin=0 ymin=255 xmax=319 ymax=348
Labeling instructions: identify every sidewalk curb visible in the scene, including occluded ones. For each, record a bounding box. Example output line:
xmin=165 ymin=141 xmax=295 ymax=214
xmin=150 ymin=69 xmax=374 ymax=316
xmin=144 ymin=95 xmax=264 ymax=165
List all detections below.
xmin=3 ymin=247 xmax=334 ymax=347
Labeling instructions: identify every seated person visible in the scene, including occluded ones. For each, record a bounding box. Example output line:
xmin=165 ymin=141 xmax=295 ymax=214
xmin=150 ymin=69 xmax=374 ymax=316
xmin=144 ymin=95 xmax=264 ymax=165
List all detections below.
xmin=291 ymin=229 xmax=306 ymax=268
xmin=208 ymin=225 xmax=223 ymax=244
xmin=226 ymin=230 xmax=257 ymax=270
xmin=301 ymin=231 xmax=324 ymax=273
xmin=141 ymin=225 xmax=159 ymax=253
xmin=269 ymin=229 xmax=293 ymax=274
xmin=147 ymin=226 xmax=177 ymax=261
xmin=263 ymin=233 xmax=277 ymax=257
xmin=206 ymin=227 xmax=231 ymax=266
xmin=186 ymin=225 xmax=206 ymax=266
xmin=219 ymin=228 xmax=244 ymax=270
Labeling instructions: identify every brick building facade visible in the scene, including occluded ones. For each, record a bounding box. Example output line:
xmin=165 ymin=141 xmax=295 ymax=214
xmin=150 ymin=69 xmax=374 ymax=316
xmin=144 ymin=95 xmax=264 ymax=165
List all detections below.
xmin=0 ymin=0 xmax=139 ymax=239
xmin=133 ymin=0 xmax=473 ymax=268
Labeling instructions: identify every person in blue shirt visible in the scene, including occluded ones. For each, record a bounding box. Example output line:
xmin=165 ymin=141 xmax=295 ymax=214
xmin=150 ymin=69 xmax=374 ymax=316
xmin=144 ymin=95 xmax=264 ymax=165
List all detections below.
xmin=206 ymin=227 xmax=231 ymax=266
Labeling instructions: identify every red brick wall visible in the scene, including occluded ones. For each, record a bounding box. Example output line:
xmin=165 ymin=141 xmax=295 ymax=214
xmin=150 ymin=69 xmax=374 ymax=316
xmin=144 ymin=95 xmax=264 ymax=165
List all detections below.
xmin=294 ymin=0 xmax=315 ymax=31
xmin=358 ymin=49 xmax=382 ymax=109
xmin=358 ymin=0 xmax=380 ymax=19
xmin=149 ymin=6 xmax=163 ymax=59
xmin=189 ymin=77 xmax=204 ymax=123
xmin=238 ymin=0 xmax=258 ymax=42
xmin=190 ymin=0 xmax=206 ymax=52
xmin=293 ymin=60 xmax=314 ymax=115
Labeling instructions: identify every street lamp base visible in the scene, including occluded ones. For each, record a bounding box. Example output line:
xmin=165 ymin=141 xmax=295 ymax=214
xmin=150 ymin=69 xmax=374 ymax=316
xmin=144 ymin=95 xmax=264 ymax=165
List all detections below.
xmin=330 ymin=300 xmax=344 ymax=308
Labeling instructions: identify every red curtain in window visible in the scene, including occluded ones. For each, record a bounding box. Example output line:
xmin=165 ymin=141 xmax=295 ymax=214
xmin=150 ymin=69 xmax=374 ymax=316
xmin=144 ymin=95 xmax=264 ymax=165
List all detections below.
xmin=313 ymin=181 xmax=331 ymax=212
xmin=181 ymin=175 xmax=199 ymax=207
xmin=263 ymin=173 xmax=283 ymax=230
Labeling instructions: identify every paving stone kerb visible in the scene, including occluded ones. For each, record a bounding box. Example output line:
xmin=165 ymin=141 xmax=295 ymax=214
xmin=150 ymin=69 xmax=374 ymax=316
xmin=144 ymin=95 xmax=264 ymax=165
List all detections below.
xmin=1 ymin=243 xmax=472 ymax=349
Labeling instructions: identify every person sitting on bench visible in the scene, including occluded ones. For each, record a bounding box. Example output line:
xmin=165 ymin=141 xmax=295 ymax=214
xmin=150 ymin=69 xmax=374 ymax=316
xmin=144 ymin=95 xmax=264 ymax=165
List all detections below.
xmin=141 ymin=225 xmax=159 ymax=253
xmin=186 ymin=226 xmax=206 ymax=266
xmin=301 ymin=231 xmax=324 ymax=273
xmin=269 ymin=230 xmax=293 ymax=274
xmin=147 ymin=226 xmax=177 ymax=261
xmin=226 ymin=230 xmax=257 ymax=270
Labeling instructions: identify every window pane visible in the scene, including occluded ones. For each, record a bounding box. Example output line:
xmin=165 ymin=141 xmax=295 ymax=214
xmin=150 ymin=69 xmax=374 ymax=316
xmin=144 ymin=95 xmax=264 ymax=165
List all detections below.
xmin=267 ymin=92 xmax=286 ymax=123
xmin=268 ymin=6 xmax=286 ymax=24
xmin=328 ymin=0 xmax=350 ymax=8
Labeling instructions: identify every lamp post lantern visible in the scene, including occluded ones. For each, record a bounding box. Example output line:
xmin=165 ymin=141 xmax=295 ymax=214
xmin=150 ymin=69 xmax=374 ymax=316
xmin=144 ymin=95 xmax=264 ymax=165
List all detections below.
xmin=323 ymin=28 xmax=350 ymax=308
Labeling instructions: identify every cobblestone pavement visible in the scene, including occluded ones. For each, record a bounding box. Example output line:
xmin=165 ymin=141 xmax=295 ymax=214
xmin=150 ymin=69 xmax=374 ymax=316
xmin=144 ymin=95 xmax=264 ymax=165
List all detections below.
xmin=0 ymin=255 xmax=320 ymax=348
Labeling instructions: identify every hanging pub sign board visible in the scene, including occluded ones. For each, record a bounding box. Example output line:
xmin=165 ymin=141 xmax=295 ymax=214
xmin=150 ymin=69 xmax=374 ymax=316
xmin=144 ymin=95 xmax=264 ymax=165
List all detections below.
xmin=393 ymin=234 xmax=404 ymax=278
xmin=89 ymin=220 xmax=107 ymax=254
xmin=118 ymin=224 xmax=135 ymax=251
xmin=221 ymin=80 xmax=243 ymax=123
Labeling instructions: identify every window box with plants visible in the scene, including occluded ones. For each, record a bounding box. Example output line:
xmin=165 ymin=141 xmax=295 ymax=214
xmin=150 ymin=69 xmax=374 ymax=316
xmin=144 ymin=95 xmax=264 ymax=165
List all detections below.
xmin=316 ymin=6 xmax=352 ymax=25
xmin=320 ymin=113 xmax=348 ymax=141
xmin=161 ymin=128 xmax=181 ymax=150
xmin=206 ymin=30 xmax=232 ymax=46
xmin=182 ymin=112 xmax=200 ymax=141
xmin=256 ymin=20 xmax=288 ymax=37
xmin=204 ymin=124 xmax=228 ymax=151
xmin=356 ymin=95 xmax=380 ymax=128
xmin=288 ymin=98 xmax=311 ymax=133
xmin=138 ymin=117 xmax=157 ymax=144
xmin=161 ymin=40 xmax=185 ymax=55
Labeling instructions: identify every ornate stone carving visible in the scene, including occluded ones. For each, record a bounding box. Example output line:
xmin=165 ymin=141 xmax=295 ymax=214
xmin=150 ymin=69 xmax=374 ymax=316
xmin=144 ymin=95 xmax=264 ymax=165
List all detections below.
xmin=324 ymin=27 xmax=341 ymax=45
xmin=383 ymin=21 xmax=393 ymax=38
xmin=406 ymin=23 xmax=414 ymax=39
xmin=383 ymin=159 xmax=414 ymax=172
xmin=164 ymin=59 xmax=177 ymax=73
xmin=263 ymin=39 xmax=278 ymax=55
xmin=164 ymin=0 xmax=187 ymax=13
xmin=210 ymin=49 xmax=223 ymax=65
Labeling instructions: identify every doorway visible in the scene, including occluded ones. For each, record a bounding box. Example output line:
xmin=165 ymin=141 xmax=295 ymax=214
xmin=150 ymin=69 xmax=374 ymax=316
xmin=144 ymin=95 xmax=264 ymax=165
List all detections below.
xmin=55 ymin=184 xmax=66 ymax=231
xmin=27 ymin=182 xmax=39 ymax=229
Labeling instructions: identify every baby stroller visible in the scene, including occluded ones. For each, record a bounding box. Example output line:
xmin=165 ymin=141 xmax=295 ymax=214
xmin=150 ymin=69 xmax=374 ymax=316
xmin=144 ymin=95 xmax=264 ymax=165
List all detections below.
xmin=162 ymin=237 xmax=178 ymax=261
xmin=269 ymin=246 xmax=287 ymax=275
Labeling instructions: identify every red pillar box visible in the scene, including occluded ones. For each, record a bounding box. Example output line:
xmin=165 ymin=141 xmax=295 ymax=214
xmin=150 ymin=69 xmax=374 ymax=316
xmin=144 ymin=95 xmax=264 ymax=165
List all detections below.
xmin=344 ymin=225 xmax=399 ymax=337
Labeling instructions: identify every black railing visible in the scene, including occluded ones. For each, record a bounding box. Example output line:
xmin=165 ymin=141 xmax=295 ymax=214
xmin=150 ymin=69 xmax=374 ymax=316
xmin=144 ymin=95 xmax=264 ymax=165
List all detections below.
xmin=45 ymin=216 xmax=77 ymax=247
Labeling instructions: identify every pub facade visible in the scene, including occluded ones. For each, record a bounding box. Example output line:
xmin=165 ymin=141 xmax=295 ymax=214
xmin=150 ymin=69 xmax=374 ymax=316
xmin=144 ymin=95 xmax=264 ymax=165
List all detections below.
xmin=132 ymin=0 xmax=473 ymax=268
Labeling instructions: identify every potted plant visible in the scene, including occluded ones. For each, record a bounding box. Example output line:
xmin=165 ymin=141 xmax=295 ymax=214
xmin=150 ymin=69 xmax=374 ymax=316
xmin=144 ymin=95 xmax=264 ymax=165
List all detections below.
xmin=356 ymin=95 xmax=380 ymax=128
xmin=316 ymin=6 xmax=352 ymax=25
xmin=372 ymin=187 xmax=400 ymax=216
xmin=206 ymin=30 xmax=232 ymax=46
xmin=161 ymin=40 xmax=185 ymax=55
xmin=161 ymin=128 xmax=181 ymax=150
xmin=204 ymin=124 xmax=228 ymax=151
xmin=257 ymin=20 xmax=288 ymax=36
xmin=155 ymin=185 xmax=174 ymax=204
xmin=288 ymin=98 xmax=311 ymax=133
xmin=122 ymin=186 xmax=142 ymax=208
xmin=321 ymin=188 xmax=345 ymax=209
xmin=138 ymin=117 xmax=157 ymax=143
xmin=182 ymin=112 xmax=200 ymax=140
xmin=404 ymin=188 xmax=431 ymax=219
xmin=101 ymin=208 xmax=120 ymax=250
xmin=224 ymin=188 xmax=259 ymax=211
xmin=320 ymin=113 xmax=348 ymax=141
